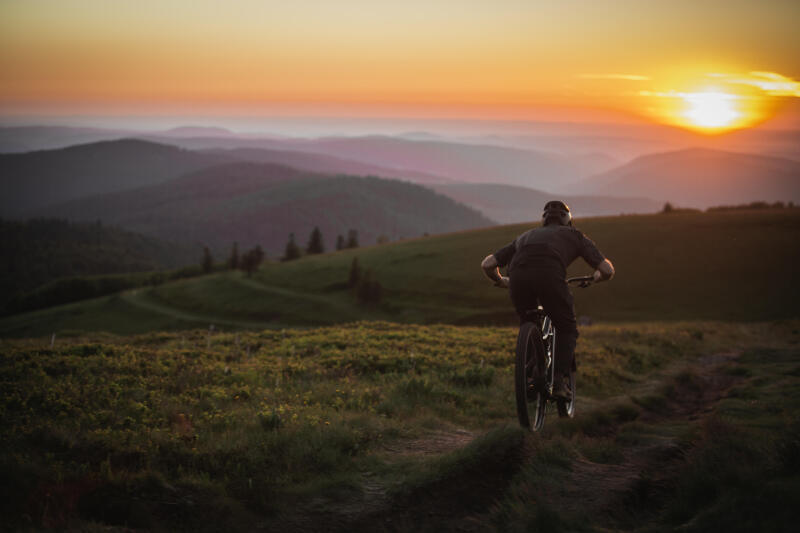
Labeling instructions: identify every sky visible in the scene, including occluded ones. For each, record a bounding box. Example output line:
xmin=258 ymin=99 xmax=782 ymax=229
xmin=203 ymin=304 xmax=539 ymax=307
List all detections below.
xmin=1 ymin=0 xmax=799 ymax=134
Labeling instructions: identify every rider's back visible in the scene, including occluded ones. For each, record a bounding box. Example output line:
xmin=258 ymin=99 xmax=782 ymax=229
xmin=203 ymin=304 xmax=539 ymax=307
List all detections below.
xmin=498 ymin=224 xmax=605 ymax=276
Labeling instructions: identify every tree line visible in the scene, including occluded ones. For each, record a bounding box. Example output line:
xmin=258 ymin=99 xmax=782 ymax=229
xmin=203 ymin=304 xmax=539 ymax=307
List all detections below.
xmin=283 ymin=227 xmax=360 ymax=262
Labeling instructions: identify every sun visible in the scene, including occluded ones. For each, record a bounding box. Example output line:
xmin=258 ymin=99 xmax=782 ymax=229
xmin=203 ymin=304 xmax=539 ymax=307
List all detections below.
xmin=682 ymin=90 xmax=741 ymax=129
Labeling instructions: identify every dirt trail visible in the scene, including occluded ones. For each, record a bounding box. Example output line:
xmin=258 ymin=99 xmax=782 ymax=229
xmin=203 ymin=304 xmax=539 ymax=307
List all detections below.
xmin=378 ymin=428 xmax=476 ymax=458
xmin=268 ymin=351 xmax=744 ymax=532
xmin=552 ymin=350 xmax=744 ymax=529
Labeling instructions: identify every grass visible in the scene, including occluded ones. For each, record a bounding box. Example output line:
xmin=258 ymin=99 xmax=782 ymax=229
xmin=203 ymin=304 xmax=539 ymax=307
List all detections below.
xmin=1 ymin=320 xmax=798 ymax=530
xmin=2 ymin=209 xmax=799 ymax=337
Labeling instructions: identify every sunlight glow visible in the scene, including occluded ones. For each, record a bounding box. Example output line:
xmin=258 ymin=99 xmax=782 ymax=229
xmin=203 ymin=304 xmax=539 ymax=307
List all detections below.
xmin=682 ymin=91 xmax=740 ymax=129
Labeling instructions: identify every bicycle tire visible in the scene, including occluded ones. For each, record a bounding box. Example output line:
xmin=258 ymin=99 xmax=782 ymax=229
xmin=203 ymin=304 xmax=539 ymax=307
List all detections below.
xmin=557 ymin=372 xmax=576 ymax=418
xmin=515 ymin=321 xmax=547 ymax=431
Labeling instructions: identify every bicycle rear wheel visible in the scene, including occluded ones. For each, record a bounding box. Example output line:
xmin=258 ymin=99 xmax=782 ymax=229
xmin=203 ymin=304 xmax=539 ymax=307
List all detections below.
xmin=557 ymin=371 xmax=576 ymax=418
xmin=515 ymin=321 xmax=547 ymax=431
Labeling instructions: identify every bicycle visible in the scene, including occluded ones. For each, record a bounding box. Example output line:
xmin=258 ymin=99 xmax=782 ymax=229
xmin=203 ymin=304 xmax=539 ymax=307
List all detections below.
xmin=514 ymin=275 xmax=594 ymax=431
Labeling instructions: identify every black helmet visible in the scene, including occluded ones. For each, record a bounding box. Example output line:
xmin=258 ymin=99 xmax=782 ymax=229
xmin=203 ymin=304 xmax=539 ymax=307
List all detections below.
xmin=542 ymin=200 xmax=572 ymax=226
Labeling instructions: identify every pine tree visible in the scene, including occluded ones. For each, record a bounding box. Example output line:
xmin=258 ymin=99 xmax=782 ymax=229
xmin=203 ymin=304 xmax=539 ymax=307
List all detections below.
xmin=336 ymin=235 xmax=345 ymax=251
xmin=306 ymin=226 xmax=324 ymax=254
xmin=228 ymin=242 xmax=239 ymax=269
xmin=346 ymin=229 xmax=359 ymax=249
xmin=347 ymin=257 xmax=361 ymax=288
xmin=283 ymin=233 xmax=301 ymax=261
xmin=241 ymin=245 xmax=265 ymax=276
xmin=202 ymin=246 xmax=214 ymax=273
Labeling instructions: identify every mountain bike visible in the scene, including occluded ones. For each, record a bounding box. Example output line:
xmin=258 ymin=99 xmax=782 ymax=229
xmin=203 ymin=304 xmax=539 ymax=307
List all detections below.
xmin=515 ymin=275 xmax=593 ymax=431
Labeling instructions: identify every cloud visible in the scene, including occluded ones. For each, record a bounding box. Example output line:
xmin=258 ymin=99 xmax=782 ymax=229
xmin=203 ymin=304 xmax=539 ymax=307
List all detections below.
xmin=708 ymin=71 xmax=800 ymax=97
xmin=638 ymin=90 xmax=740 ymax=100
xmin=577 ymin=73 xmax=651 ymax=81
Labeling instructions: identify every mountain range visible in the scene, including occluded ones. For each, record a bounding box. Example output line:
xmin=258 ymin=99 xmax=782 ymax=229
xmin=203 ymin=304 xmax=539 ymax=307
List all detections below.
xmin=0 ymin=139 xmax=229 ymax=216
xmin=37 ymin=161 xmax=494 ymax=254
xmin=577 ymin=148 xmax=800 ymax=207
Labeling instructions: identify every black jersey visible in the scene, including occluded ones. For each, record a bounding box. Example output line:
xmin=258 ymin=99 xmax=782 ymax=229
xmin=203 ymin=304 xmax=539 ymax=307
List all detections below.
xmin=493 ymin=224 xmax=606 ymax=276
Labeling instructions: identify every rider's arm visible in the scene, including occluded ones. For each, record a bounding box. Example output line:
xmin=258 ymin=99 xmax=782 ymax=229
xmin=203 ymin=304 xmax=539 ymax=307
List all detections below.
xmin=481 ymin=254 xmax=509 ymax=288
xmin=482 ymin=254 xmax=501 ymax=281
xmin=578 ymin=232 xmax=614 ymax=283
xmin=592 ymin=258 xmax=615 ymax=282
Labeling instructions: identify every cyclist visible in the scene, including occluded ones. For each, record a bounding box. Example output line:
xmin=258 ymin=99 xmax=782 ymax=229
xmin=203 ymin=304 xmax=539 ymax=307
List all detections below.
xmin=481 ymin=200 xmax=614 ymax=400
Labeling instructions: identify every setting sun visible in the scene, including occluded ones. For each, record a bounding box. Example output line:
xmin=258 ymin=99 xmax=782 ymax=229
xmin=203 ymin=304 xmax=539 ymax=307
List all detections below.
xmin=682 ymin=90 xmax=740 ymax=129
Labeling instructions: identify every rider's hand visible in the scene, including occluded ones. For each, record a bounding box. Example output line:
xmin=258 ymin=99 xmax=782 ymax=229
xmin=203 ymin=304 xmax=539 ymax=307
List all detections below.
xmin=592 ymin=269 xmax=603 ymax=283
xmin=494 ymin=276 xmax=509 ymax=289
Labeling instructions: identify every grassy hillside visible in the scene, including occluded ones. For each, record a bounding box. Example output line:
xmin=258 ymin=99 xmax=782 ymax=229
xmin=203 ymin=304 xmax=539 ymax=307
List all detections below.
xmin=0 ymin=218 xmax=200 ymax=311
xmin=1 ymin=321 xmax=797 ymax=531
xmin=1 ymin=208 xmax=797 ymax=338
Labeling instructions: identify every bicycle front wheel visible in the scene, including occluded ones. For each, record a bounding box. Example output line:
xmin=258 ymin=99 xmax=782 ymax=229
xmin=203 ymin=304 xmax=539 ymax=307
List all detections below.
xmin=515 ymin=321 xmax=547 ymax=431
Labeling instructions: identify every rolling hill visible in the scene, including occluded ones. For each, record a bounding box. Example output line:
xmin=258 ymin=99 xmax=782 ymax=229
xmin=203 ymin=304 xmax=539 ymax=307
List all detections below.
xmin=38 ymin=162 xmax=494 ymax=254
xmin=149 ymin=134 xmax=602 ymax=190
xmin=2 ymin=208 xmax=798 ymax=337
xmin=0 ymin=218 xmax=200 ymax=311
xmin=429 ymin=183 xmax=663 ymax=224
xmin=0 ymin=139 xmax=230 ymax=216
xmin=576 ymin=147 xmax=800 ymax=207
xmin=205 ymin=146 xmax=450 ymax=184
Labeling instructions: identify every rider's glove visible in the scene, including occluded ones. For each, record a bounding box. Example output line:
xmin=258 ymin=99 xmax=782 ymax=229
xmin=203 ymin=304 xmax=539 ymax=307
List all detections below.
xmin=494 ymin=276 xmax=510 ymax=289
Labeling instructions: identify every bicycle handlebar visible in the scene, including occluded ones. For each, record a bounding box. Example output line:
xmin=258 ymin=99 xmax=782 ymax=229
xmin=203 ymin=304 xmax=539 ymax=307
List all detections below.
xmin=567 ymin=275 xmax=594 ymax=288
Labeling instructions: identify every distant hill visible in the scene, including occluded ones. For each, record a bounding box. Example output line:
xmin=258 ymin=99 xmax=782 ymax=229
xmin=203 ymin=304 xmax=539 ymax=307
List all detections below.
xmin=576 ymin=148 xmax=800 ymax=207
xmin=39 ymin=162 xmax=494 ymax=254
xmin=254 ymin=136 xmax=595 ymax=190
xmin=0 ymin=125 xmax=136 ymax=153
xmin=0 ymin=139 xmax=229 ymax=216
xmin=0 ymin=218 xmax=199 ymax=306
xmin=206 ymin=147 xmax=450 ymax=184
xmin=149 ymin=135 xmax=597 ymax=190
xmin=429 ymin=183 xmax=662 ymax=224
xmin=160 ymin=126 xmax=236 ymax=137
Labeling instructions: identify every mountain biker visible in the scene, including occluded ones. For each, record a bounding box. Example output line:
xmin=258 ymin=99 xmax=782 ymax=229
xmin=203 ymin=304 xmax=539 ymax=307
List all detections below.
xmin=481 ymin=200 xmax=614 ymax=400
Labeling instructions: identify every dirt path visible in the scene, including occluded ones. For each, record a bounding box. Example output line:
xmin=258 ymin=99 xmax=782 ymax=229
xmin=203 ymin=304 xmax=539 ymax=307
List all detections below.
xmin=551 ymin=350 xmax=744 ymax=530
xmin=266 ymin=351 xmax=745 ymax=532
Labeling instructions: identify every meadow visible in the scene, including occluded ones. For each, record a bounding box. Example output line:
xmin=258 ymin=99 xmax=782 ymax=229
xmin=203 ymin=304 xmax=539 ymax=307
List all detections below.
xmin=1 ymin=208 xmax=799 ymax=337
xmin=2 ymin=208 xmax=799 ymax=531
xmin=2 ymin=320 xmax=798 ymax=531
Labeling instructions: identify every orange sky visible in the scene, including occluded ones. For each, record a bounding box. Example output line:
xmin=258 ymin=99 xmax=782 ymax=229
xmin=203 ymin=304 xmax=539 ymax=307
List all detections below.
xmin=1 ymin=1 xmax=798 ymax=131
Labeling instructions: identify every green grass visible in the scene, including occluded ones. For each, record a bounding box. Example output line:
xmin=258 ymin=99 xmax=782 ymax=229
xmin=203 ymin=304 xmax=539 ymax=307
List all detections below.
xmin=2 ymin=209 xmax=799 ymax=337
xmin=2 ymin=320 xmax=798 ymax=530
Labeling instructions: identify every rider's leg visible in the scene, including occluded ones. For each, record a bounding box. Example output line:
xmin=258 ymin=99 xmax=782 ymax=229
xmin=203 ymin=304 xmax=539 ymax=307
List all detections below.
xmin=508 ymin=272 xmax=541 ymax=322
xmin=538 ymin=280 xmax=578 ymax=378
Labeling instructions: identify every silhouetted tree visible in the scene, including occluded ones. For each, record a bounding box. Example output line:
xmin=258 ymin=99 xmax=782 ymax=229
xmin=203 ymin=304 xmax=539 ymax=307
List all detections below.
xmin=241 ymin=245 xmax=265 ymax=276
xmin=346 ymin=229 xmax=359 ymax=249
xmin=347 ymin=257 xmax=361 ymax=288
xmin=202 ymin=246 xmax=214 ymax=273
xmin=336 ymin=234 xmax=345 ymax=251
xmin=376 ymin=234 xmax=389 ymax=245
xmin=228 ymin=242 xmax=239 ymax=269
xmin=283 ymin=233 xmax=301 ymax=261
xmin=306 ymin=226 xmax=324 ymax=254
xmin=662 ymin=202 xmax=674 ymax=213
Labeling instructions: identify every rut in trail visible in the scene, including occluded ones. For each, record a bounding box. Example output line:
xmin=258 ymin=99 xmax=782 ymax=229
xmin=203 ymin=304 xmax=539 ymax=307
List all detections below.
xmin=548 ymin=350 xmax=745 ymax=530
xmin=268 ymin=351 xmax=744 ymax=532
